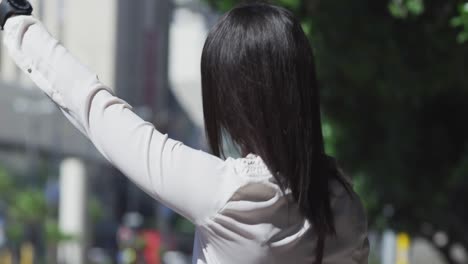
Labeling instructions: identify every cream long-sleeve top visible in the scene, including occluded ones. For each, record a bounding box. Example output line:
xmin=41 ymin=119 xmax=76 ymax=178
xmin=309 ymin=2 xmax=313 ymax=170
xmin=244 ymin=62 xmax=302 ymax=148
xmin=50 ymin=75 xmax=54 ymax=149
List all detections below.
xmin=3 ymin=16 xmax=369 ymax=264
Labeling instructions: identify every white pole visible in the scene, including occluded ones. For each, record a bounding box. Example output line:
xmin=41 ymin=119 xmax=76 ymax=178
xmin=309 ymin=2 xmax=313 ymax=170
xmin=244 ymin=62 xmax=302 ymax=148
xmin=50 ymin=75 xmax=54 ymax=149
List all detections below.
xmin=57 ymin=158 xmax=87 ymax=264
xmin=382 ymin=229 xmax=396 ymax=264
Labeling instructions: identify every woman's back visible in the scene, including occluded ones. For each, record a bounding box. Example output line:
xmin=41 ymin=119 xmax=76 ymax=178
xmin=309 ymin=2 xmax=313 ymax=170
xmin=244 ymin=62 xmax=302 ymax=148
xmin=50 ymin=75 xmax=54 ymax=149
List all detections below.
xmin=1 ymin=1 xmax=370 ymax=263
xmin=192 ymin=155 xmax=369 ymax=264
xmin=200 ymin=3 xmax=368 ymax=262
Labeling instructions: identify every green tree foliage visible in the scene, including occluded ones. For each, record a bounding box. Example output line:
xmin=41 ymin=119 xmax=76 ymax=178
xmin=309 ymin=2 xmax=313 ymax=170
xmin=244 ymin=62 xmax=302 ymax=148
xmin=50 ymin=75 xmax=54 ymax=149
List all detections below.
xmin=0 ymin=164 xmax=104 ymax=263
xmin=388 ymin=0 xmax=425 ymax=18
xmin=0 ymin=167 xmax=72 ymax=246
xmin=206 ymin=0 xmax=468 ymax=260
xmin=452 ymin=2 xmax=468 ymax=42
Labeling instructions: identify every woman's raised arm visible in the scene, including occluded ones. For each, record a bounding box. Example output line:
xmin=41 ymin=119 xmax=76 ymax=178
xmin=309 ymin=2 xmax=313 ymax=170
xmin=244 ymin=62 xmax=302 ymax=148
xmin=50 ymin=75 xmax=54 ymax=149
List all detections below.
xmin=2 ymin=16 xmax=245 ymax=225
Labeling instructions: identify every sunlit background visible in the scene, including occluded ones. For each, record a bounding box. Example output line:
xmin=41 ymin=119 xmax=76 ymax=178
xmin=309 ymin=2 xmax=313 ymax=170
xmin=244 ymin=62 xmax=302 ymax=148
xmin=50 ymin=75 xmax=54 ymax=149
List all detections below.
xmin=0 ymin=0 xmax=467 ymax=263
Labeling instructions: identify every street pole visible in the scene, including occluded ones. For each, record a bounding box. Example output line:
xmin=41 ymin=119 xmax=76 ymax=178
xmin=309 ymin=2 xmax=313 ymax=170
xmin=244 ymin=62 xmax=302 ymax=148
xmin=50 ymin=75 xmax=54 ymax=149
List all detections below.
xmin=57 ymin=158 xmax=88 ymax=264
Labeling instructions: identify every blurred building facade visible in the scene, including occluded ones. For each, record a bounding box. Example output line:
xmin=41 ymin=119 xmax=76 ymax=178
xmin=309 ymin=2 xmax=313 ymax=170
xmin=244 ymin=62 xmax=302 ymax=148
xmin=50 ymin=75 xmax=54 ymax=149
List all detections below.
xmin=0 ymin=0 xmax=207 ymax=263
xmin=0 ymin=0 xmax=174 ymax=152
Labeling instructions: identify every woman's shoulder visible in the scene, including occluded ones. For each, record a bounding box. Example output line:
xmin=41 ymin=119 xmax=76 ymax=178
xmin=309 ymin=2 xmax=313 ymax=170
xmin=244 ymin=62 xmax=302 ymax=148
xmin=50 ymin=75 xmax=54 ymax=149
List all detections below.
xmin=224 ymin=154 xmax=367 ymax=227
xmin=224 ymin=154 xmax=285 ymax=200
xmin=228 ymin=154 xmax=276 ymax=181
xmin=219 ymin=154 xmax=290 ymax=214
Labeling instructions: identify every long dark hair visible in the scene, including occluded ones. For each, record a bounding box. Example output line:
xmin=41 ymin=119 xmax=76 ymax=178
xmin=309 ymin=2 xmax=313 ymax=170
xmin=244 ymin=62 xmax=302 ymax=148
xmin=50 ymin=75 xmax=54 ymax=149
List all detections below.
xmin=201 ymin=2 xmax=350 ymax=263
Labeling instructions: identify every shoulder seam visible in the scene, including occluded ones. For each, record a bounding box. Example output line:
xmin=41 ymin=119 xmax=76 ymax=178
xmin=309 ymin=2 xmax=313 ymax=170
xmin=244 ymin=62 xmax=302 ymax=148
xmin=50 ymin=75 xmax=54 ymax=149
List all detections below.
xmin=198 ymin=158 xmax=251 ymax=227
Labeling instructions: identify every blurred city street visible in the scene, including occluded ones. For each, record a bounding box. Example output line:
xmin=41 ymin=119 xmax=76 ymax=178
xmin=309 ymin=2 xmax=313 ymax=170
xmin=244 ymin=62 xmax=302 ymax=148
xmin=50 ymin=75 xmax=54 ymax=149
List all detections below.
xmin=0 ymin=0 xmax=467 ymax=263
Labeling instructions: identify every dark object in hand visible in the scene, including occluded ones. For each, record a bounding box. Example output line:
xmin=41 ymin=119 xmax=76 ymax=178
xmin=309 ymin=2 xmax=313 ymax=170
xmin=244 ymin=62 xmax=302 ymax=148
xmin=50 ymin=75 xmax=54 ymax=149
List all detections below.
xmin=0 ymin=0 xmax=33 ymax=30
